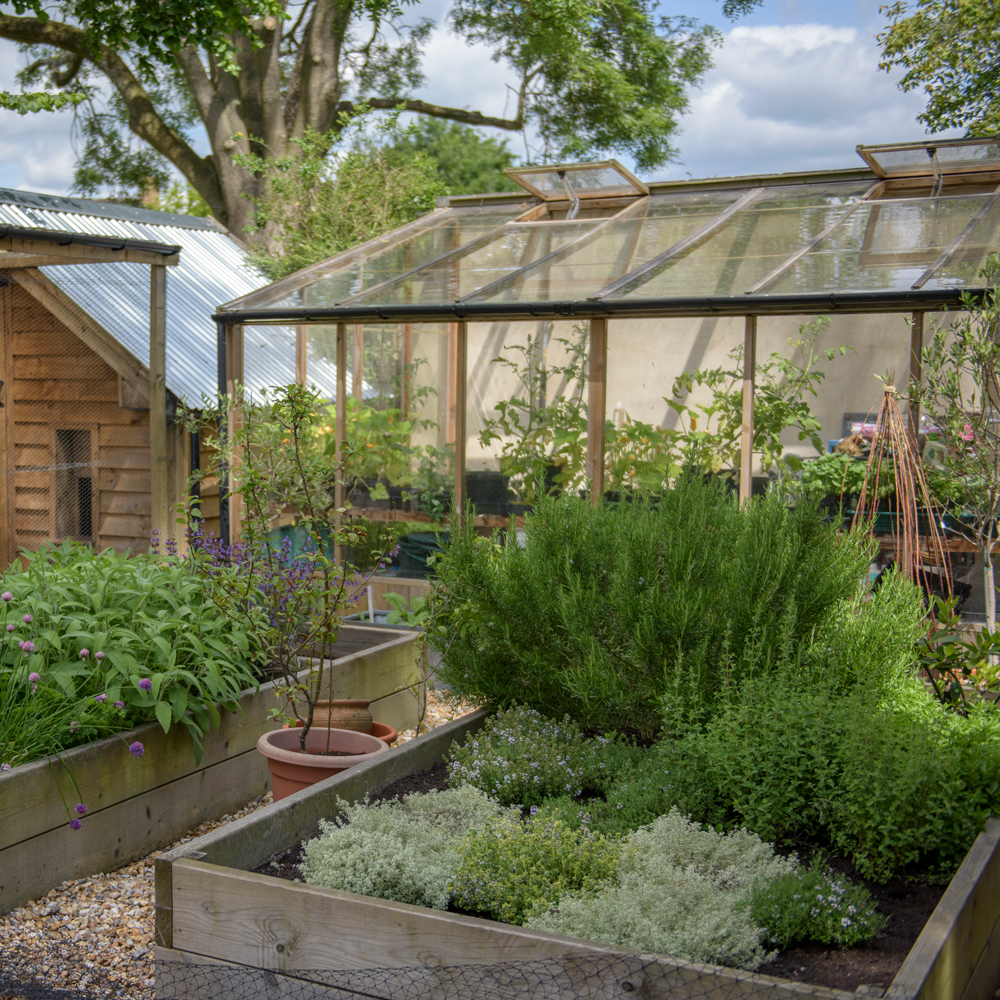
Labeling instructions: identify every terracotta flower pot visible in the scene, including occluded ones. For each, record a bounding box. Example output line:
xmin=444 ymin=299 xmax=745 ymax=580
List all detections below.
xmin=284 ymin=717 xmax=399 ymax=746
xmin=257 ymin=727 xmax=389 ymax=801
xmin=311 ymin=699 xmax=373 ymax=733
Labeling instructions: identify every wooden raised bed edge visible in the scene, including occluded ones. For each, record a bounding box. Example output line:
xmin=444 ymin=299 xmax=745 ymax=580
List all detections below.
xmin=154 ymin=708 xmax=1000 ymax=1000
xmin=0 ymin=626 xmax=422 ymax=914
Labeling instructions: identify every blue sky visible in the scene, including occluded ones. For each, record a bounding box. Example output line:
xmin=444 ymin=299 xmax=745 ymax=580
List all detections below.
xmin=0 ymin=1 xmax=954 ymax=196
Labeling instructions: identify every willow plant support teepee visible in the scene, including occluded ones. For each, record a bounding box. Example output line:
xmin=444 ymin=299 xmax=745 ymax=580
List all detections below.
xmin=851 ymin=382 xmax=952 ymax=599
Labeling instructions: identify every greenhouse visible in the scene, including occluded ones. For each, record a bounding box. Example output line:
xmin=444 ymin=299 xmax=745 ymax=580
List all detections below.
xmin=214 ymin=136 xmax=1000 ymax=538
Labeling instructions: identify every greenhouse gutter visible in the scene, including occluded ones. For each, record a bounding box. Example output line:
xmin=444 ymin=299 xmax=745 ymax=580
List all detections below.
xmin=214 ymin=288 xmax=989 ymax=326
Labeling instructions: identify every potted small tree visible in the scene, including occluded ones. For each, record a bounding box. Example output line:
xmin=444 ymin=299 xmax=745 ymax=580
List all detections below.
xmin=188 ymin=384 xmax=389 ymax=800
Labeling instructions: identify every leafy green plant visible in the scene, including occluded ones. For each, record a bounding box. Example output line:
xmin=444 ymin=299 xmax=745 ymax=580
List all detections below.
xmin=451 ymin=812 xmax=622 ymax=925
xmin=432 ymin=478 xmax=873 ymax=735
xmin=665 ymin=318 xmax=852 ymax=477
xmin=750 ymin=860 xmax=885 ymax=949
xmin=300 ymin=786 xmax=513 ymax=909
xmin=797 ymin=452 xmax=886 ymax=502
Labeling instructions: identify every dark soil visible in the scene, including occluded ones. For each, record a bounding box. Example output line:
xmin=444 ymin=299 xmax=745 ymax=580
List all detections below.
xmin=251 ymin=762 xmax=946 ymax=995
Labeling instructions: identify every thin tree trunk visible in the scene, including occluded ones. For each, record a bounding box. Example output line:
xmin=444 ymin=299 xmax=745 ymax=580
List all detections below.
xmin=983 ymin=539 xmax=996 ymax=633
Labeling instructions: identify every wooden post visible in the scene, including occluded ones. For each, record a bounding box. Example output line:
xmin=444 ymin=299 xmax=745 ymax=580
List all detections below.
xmin=447 ymin=322 xmax=458 ymax=444
xmin=587 ymin=318 xmax=608 ymax=505
xmin=453 ymin=321 xmax=468 ymax=527
xmin=739 ymin=315 xmax=757 ymax=506
xmin=352 ymin=324 xmax=364 ymax=400
xmin=149 ymin=264 xmax=169 ymax=544
xmin=295 ymin=326 xmax=307 ymax=387
xmin=225 ymin=324 xmax=245 ymax=540
xmin=216 ymin=321 xmax=229 ymax=546
xmin=402 ymin=323 xmax=413 ymax=415
xmin=909 ymin=312 xmax=924 ymax=442
xmin=335 ymin=323 xmax=347 ymax=565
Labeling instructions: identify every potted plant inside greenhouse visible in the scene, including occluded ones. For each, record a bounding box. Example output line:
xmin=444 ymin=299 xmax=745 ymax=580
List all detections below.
xmin=188 ymin=383 xmax=391 ymax=801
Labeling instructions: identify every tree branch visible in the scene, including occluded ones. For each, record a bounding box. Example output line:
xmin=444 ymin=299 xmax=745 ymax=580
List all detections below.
xmin=343 ymin=97 xmax=523 ymax=131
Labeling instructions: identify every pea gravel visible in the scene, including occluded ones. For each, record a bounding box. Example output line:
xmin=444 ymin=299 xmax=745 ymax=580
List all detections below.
xmin=0 ymin=689 xmax=476 ymax=999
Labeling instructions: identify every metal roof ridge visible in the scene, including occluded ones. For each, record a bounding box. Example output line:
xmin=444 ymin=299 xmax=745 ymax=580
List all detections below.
xmin=0 ymin=186 xmax=225 ymax=232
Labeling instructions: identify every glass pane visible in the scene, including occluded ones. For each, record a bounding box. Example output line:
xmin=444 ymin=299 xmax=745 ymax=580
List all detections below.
xmin=864 ymin=140 xmax=1000 ymax=177
xmin=509 ymin=163 xmax=643 ymax=200
xmin=224 ymin=204 xmax=528 ymax=311
xmin=765 ymin=193 xmax=994 ymax=295
xmin=345 ymin=220 xmax=597 ymax=307
xmin=605 ymin=182 xmax=872 ymax=300
xmin=923 ymin=196 xmax=1000 ymax=289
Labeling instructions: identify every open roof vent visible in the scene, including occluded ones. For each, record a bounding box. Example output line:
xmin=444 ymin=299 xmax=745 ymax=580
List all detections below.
xmin=858 ymin=136 xmax=1000 ymax=179
xmin=504 ymin=159 xmax=648 ymax=201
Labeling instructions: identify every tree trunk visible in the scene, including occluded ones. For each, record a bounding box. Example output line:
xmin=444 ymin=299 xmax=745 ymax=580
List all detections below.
xmin=983 ymin=541 xmax=996 ymax=633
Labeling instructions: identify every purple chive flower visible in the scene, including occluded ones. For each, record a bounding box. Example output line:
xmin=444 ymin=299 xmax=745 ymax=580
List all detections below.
xmin=5 ymin=624 xmax=14 ymax=633
xmin=95 ymin=651 xmax=105 ymax=661
xmin=19 ymin=641 xmax=35 ymax=653
xmin=69 ymin=721 xmax=80 ymax=731
xmin=129 ymin=742 xmax=144 ymax=758
xmin=138 ymin=678 xmax=152 ymax=692
xmin=28 ymin=672 xmax=39 ymax=683
xmin=79 ymin=648 xmax=89 ymax=659
xmin=75 ymin=803 xmax=87 ymax=816
xmin=1 ymin=763 xmax=10 ymax=772
xmin=69 ymin=819 xmax=82 ymax=830
xmin=114 ymin=700 xmax=124 ymax=709
xmin=94 ymin=693 xmax=107 ymax=704
xmin=1 ymin=592 xmax=11 ymax=602
xmin=21 ymin=614 xmax=31 ymax=624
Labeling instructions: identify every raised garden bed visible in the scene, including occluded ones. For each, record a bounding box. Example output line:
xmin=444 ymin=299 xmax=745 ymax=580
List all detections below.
xmin=0 ymin=625 xmax=423 ymax=914
xmin=153 ymin=710 xmax=1000 ymax=1000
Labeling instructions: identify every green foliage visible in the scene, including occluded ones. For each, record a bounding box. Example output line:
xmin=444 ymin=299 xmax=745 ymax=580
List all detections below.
xmin=156 ymin=182 xmax=213 ymax=217
xmin=384 ymin=119 xmax=520 ymax=195
xmin=0 ymin=91 xmax=84 ymax=114
xmin=666 ymin=318 xmax=853 ymax=476
xmin=238 ymin=114 xmax=447 ymax=281
xmin=432 ymin=478 xmax=873 ymax=736
xmin=300 ymin=787 xmax=513 ymax=909
xmin=450 ymin=0 xmax=716 ymax=170
xmin=878 ymin=1 xmax=1000 ymax=134
xmin=750 ymin=861 xmax=884 ymax=949
xmin=797 ymin=452 xmax=876 ymax=501
xmin=0 ymin=540 xmax=260 ymax=767
xmin=526 ymin=809 xmax=795 ymax=971
xmin=451 ymin=812 xmax=622 ymax=924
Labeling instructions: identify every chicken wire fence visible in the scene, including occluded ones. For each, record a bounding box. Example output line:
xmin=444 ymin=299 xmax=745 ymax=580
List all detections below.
xmin=0 ymin=949 xmax=859 ymax=1000
xmin=0 ymin=265 xmax=176 ymax=566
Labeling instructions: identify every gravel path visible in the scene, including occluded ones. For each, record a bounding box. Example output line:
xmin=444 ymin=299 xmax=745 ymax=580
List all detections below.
xmin=0 ymin=690 xmax=476 ymax=1000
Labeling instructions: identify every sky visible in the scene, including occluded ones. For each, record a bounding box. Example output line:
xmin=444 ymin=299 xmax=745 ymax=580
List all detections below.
xmin=0 ymin=0 xmax=958 ymax=197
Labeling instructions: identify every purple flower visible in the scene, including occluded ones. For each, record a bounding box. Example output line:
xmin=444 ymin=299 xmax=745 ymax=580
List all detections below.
xmin=69 ymin=819 xmax=82 ymax=830
xmin=21 ymin=614 xmax=31 ymax=624
xmin=128 ymin=741 xmax=144 ymax=758
xmin=94 ymin=693 xmax=107 ymax=704
xmin=28 ymin=672 xmax=39 ymax=683
xmin=95 ymin=651 xmax=105 ymax=661
xmin=1 ymin=763 xmax=10 ymax=772
xmin=114 ymin=700 xmax=124 ymax=709
xmin=75 ymin=803 xmax=87 ymax=815
xmin=138 ymin=678 xmax=152 ymax=692
xmin=69 ymin=721 xmax=80 ymax=731
xmin=79 ymin=648 xmax=89 ymax=659
xmin=5 ymin=624 xmax=14 ymax=633
xmin=1 ymin=591 xmax=11 ymax=602
xmin=19 ymin=641 xmax=35 ymax=653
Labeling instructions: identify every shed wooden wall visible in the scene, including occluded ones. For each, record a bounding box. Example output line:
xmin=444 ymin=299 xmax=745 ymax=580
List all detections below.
xmin=0 ymin=284 xmax=160 ymax=559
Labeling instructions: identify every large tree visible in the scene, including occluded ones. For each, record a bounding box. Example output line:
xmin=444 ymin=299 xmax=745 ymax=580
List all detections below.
xmin=0 ymin=0 xmax=724 ymax=242
xmin=879 ymin=0 xmax=1000 ymax=135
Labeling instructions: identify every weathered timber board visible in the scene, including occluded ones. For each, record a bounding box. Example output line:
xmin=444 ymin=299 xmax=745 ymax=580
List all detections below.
xmin=0 ymin=628 xmax=420 ymax=849
xmin=300 ymin=628 xmax=422 ymax=702
xmin=1 ymin=749 xmax=268 ymax=912
xmin=886 ymin=817 xmax=1000 ymax=1000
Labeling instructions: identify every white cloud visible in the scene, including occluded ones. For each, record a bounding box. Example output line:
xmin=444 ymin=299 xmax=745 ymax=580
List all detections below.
xmin=655 ymin=23 xmax=962 ymax=180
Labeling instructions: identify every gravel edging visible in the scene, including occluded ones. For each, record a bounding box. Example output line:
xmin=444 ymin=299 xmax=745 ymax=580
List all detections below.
xmin=0 ymin=689 xmax=477 ymax=1000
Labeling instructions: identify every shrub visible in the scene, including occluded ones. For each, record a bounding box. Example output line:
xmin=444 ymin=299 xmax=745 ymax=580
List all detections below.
xmin=450 ymin=813 xmax=622 ymax=924
xmin=300 ymin=787 xmax=513 ymax=909
xmin=750 ymin=862 xmax=884 ymax=949
xmin=526 ymin=810 xmax=796 ymax=970
xmin=431 ymin=478 xmax=872 ymax=735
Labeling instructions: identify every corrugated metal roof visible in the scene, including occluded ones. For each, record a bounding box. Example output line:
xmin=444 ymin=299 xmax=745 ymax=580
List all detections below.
xmin=0 ymin=187 xmax=325 ymax=403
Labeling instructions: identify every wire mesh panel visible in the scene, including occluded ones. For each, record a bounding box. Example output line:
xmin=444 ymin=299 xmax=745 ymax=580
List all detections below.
xmin=0 ymin=265 xmax=178 ymax=566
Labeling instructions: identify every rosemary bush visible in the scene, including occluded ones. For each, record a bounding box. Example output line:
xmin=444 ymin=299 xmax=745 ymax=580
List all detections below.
xmin=432 ymin=477 xmax=872 ymax=735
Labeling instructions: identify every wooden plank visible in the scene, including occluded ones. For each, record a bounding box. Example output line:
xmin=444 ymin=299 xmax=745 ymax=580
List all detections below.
xmin=887 ymin=817 xmax=1000 ymax=1000
xmin=0 ymin=749 xmax=268 ymax=914
xmin=960 ymin=907 xmax=1000 ymax=1000
xmin=12 ymin=423 xmax=52 ymax=446
xmin=13 ymin=378 xmax=118 ymax=404
xmin=586 ymin=317 xmax=607 ymax=504
xmin=368 ymin=683 xmax=423 ymax=734
xmin=99 ymin=423 xmax=149 ymax=447
xmin=97 ymin=512 xmax=150 ymax=538
xmin=11 ymin=329 xmax=91 ymax=355
xmin=98 ymin=447 xmax=151 ymax=470
xmin=0 ymin=237 xmax=179 ymax=266
xmin=98 ymin=469 xmax=151 ymax=493
xmin=300 ymin=630 xmax=422 ymax=702
xmin=13 ymin=354 xmax=114 ymax=380
xmin=453 ymin=320 xmax=467 ymax=526
xmin=13 ymin=491 xmax=51 ymax=512
xmin=739 ymin=316 xmax=757 ymax=506
xmin=0 ymin=285 xmax=11 ymax=565
xmin=100 ymin=490 xmax=148 ymax=516
xmin=14 ymin=400 xmax=138 ymax=425
xmin=909 ymin=312 xmax=924 ymax=440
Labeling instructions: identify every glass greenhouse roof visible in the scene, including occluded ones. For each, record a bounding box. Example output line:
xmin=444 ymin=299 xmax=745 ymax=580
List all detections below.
xmin=218 ymin=140 xmax=1000 ymax=324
